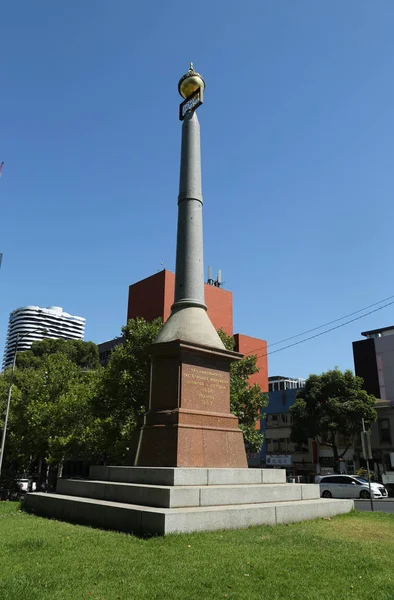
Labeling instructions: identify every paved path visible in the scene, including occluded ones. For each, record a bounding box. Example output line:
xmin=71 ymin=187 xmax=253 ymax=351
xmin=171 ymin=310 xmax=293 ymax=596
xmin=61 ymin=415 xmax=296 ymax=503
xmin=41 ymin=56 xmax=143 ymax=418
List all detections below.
xmin=354 ymin=499 xmax=394 ymax=513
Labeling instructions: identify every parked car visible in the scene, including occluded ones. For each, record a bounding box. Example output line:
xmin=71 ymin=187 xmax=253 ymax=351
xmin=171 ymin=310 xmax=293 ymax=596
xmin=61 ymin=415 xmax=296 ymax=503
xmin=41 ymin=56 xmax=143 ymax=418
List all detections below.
xmin=16 ymin=478 xmax=36 ymax=493
xmin=316 ymin=474 xmax=388 ymax=499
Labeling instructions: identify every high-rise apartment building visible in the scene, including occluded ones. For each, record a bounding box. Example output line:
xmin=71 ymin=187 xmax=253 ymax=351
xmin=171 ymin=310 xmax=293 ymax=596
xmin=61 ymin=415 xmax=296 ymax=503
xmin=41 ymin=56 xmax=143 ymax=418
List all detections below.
xmin=3 ymin=305 xmax=85 ymax=369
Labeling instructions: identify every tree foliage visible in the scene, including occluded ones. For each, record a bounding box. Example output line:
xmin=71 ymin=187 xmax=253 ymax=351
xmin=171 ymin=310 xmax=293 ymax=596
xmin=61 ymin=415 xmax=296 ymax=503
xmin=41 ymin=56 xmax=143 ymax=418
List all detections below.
xmin=0 ymin=340 xmax=101 ymax=482
xmin=290 ymin=368 xmax=377 ymax=472
xmin=218 ymin=330 xmax=268 ymax=451
xmin=87 ymin=317 xmax=163 ymax=463
xmin=16 ymin=338 xmax=100 ymax=371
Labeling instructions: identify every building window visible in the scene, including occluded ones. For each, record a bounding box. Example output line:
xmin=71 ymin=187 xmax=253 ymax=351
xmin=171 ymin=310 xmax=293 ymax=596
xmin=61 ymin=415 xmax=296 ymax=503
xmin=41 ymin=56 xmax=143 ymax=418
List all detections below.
xmin=287 ymin=441 xmax=296 ymax=453
xmin=379 ymin=419 xmax=391 ymax=444
xmin=280 ymin=414 xmax=287 ymax=425
xmin=279 ymin=438 xmax=286 ymax=452
xmin=271 ymin=415 xmax=278 ymax=423
xmin=295 ymin=442 xmax=309 ymax=453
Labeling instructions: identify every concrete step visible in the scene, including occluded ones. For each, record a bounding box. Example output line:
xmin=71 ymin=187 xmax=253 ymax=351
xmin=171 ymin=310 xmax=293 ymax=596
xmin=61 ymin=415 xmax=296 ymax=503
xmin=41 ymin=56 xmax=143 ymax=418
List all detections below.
xmin=89 ymin=466 xmax=286 ymax=486
xmin=24 ymin=492 xmax=353 ymax=535
xmin=57 ymin=479 xmax=320 ymax=508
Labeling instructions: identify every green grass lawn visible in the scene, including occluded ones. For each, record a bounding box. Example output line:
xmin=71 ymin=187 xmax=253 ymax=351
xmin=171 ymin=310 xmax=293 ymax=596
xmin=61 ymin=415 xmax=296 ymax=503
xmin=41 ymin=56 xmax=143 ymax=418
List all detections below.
xmin=1 ymin=502 xmax=394 ymax=600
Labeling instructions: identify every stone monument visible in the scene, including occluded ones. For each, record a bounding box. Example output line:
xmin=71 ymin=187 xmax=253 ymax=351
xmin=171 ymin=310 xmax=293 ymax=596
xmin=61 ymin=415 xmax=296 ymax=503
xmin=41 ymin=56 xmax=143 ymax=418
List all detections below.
xmin=132 ymin=64 xmax=247 ymax=468
xmin=24 ymin=66 xmax=354 ymax=534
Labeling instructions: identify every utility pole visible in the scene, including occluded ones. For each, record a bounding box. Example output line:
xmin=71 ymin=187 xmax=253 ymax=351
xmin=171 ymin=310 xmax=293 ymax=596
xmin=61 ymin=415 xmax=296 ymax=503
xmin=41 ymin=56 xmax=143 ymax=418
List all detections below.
xmin=361 ymin=418 xmax=374 ymax=511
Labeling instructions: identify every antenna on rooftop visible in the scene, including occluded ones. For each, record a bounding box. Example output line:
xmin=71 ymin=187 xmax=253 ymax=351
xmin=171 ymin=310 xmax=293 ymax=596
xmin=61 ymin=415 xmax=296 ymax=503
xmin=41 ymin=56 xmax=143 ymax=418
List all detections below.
xmin=207 ymin=266 xmax=223 ymax=288
xmin=207 ymin=265 xmax=214 ymax=285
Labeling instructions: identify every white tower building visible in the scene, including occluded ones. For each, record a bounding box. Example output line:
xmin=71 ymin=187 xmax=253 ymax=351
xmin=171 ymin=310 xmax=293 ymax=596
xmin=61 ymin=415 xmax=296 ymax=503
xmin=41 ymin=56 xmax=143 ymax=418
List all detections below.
xmin=2 ymin=306 xmax=85 ymax=369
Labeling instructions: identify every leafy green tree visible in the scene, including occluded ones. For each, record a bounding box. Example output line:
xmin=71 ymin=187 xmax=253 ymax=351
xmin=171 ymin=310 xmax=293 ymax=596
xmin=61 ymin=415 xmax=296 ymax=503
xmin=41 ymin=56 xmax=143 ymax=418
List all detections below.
xmin=16 ymin=338 xmax=100 ymax=370
xmin=218 ymin=330 xmax=267 ymax=451
xmin=46 ymin=372 xmax=100 ymax=464
xmin=12 ymin=356 xmax=91 ymax=478
xmin=290 ymin=368 xmax=377 ymax=473
xmin=0 ymin=339 xmax=101 ymax=483
xmin=0 ymin=371 xmax=12 ymax=432
xmin=90 ymin=317 xmax=163 ymax=463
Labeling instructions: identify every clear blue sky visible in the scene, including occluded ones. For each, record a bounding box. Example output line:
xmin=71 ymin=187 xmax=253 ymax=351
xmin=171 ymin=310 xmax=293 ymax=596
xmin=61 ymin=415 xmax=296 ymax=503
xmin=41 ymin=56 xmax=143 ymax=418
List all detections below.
xmin=1 ymin=1 xmax=394 ymax=379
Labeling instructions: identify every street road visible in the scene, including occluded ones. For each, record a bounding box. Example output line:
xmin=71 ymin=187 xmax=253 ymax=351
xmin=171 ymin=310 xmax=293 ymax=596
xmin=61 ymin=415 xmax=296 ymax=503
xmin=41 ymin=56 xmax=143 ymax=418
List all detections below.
xmin=354 ymin=499 xmax=394 ymax=513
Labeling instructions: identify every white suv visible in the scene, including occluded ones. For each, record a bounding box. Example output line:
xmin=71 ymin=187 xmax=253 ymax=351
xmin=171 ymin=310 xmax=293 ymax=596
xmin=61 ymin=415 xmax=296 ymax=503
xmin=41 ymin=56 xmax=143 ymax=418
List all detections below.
xmin=16 ymin=478 xmax=36 ymax=493
xmin=316 ymin=475 xmax=388 ymax=499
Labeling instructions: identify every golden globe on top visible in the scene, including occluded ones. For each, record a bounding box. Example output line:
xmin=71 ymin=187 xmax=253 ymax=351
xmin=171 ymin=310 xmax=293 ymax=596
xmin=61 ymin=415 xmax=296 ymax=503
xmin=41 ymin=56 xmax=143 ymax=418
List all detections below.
xmin=178 ymin=63 xmax=205 ymax=99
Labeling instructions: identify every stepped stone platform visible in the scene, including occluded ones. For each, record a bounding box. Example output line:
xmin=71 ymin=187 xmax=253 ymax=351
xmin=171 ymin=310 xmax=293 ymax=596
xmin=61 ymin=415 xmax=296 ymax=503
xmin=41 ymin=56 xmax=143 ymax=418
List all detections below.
xmin=24 ymin=467 xmax=353 ymax=535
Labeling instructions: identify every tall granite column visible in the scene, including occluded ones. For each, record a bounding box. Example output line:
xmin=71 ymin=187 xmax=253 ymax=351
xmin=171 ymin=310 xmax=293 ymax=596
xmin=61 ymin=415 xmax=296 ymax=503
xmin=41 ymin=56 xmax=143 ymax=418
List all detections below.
xmin=133 ymin=65 xmax=247 ymax=468
xmin=155 ymin=107 xmax=224 ymax=349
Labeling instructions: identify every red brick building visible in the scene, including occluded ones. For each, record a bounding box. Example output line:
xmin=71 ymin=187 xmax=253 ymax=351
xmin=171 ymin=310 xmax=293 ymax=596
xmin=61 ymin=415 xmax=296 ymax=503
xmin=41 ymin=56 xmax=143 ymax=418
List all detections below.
xmin=127 ymin=270 xmax=267 ymax=395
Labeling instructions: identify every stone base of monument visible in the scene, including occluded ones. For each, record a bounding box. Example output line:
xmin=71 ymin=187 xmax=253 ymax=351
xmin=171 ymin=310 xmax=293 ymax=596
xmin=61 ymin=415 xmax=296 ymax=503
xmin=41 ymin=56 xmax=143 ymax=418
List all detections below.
xmin=24 ymin=467 xmax=353 ymax=535
xmin=132 ymin=340 xmax=247 ymax=468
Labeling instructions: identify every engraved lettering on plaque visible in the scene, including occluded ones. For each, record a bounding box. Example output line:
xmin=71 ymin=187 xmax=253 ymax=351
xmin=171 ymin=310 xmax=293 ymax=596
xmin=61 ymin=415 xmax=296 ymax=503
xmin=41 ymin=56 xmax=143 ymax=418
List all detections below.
xmin=181 ymin=364 xmax=230 ymax=411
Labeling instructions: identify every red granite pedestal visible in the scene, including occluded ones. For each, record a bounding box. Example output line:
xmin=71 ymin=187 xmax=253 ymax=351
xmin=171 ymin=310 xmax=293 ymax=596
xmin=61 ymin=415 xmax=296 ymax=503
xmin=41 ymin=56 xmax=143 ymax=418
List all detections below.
xmin=132 ymin=340 xmax=248 ymax=468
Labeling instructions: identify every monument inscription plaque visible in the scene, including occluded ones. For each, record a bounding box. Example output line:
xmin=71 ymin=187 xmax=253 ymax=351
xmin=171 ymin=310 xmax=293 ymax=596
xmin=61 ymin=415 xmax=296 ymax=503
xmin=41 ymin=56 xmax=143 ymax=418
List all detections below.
xmin=181 ymin=364 xmax=229 ymax=412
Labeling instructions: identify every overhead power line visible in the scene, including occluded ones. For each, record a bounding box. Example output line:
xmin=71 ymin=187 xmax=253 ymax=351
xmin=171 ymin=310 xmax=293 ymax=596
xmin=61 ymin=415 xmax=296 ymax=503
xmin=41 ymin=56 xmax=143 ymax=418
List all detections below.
xmin=244 ymin=293 xmax=394 ymax=357
xmin=268 ymin=293 xmax=394 ymax=349
xmin=254 ymin=299 xmax=394 ymax=361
